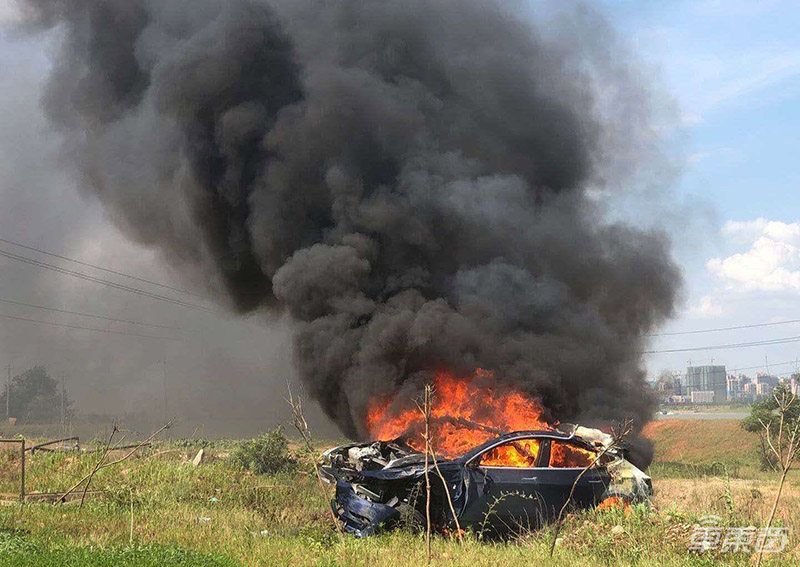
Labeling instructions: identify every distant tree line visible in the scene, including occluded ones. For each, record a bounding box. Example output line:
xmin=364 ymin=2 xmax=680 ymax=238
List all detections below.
xmin=0 ymin=366 xmax=73 ymax=423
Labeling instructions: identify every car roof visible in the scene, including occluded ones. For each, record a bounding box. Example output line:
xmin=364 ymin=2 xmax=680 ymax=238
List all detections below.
xmin=458 ymin=429 xmax=580 ymax=462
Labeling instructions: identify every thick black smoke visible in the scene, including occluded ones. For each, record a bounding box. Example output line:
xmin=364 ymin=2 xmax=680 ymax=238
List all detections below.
xmin=20 ymin=0 xmax=680 ymax=453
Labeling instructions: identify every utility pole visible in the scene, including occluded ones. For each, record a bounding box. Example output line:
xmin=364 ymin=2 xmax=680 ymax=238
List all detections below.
xmin=162 ymin=359 xmax=168 ymax=422
xmin=60 ymin=374 xmax=66 ymax=431
xmin=5 ymin=363 xmax=10 ymax=421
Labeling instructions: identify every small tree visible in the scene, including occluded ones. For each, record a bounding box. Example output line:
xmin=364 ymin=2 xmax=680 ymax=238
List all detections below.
xmin=742 ymin=383 xmax=800 ymax=471
xmin=0 ymin=366 xmax=73 ymax=423
xmin=746 ymin=387 xmax=800 ymax=567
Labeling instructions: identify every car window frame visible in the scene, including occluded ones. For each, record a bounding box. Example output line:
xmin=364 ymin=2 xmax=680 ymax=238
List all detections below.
xmin=545 ymin=438 xmax=603 ymax=470
xmin=466 ymin=435 xmax=547 ymax=469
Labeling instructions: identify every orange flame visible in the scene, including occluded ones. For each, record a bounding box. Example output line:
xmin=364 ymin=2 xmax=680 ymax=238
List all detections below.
xmin=366 ymin=369 xmax=552 ymax=458
xmin=597 ymin=496 xmax=632 ymax=513
xmin=548 ymin=439 xmax=595 ymax=467
xmin=480 ymin=438 xmax=541 ymax=467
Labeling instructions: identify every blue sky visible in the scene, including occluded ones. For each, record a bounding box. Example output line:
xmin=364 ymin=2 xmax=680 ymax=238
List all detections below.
xmin=599 ymin=0 xmax=800 ymax=376
xmin=604 ymin=0 xmax=800 ymax=220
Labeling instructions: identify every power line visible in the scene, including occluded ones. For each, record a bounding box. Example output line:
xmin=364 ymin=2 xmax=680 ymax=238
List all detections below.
xmin=0 ymin=236 xmax=194 ymax=296
xmin=0 ymin=248 xmax=213 ymax=312
xmin=0 ymin=297 xmax=188 ymax=332
xmin=729 ymin=360 xmax=798 ymax=373
xmin=0 ymin=312 xmax=182 ymax=341
xmin=648 ymin=318 xmax=800 ymax=336
xmin=645 ymin=334 xmax=800 ymax=354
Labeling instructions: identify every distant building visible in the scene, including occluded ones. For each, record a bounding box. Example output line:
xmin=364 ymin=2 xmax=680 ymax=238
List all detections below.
xmin=726 ymin=374 xmax=746 ymax=401
xmin=754 ymin=374 xmax=780 ymax=399
xmin=684 ymin=365 xmax=727 ymax=403
xmin=691 ymin=390 xmax=716 ymax=404
xmin=756 ymin=373 xmax=780 ymax=386
xmin=791 ymin=374 xmax=799 ymax=396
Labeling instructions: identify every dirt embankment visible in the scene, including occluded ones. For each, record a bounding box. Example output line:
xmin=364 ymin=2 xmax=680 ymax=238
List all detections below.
xmin=643 ymin=419 xmax=758 ymax=464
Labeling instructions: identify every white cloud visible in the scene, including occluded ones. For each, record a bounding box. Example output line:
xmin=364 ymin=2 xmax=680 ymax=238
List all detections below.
xmin=688 ymin=294 xmax=725 ymax=318
xmin=687 ymin=147 xmax=741 ymax=165
xmin=722 ymin=218 xmax=800 ymax=243
xmin=708 ymin=219 xmax=800 ymax=291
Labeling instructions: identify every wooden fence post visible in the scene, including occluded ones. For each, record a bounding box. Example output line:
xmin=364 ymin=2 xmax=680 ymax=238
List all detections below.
xmin=19 ymin=439 xmax=25 ymax=503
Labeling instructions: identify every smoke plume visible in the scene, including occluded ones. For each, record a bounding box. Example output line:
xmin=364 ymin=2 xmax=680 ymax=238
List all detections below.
xmin=20 ymin=0 xmax=680 ymax=452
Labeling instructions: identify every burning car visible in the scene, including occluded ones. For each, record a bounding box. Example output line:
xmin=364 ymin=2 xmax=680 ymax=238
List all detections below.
xmin=319 ymin=370 xmax=653 ymax=536
xmin=320 ymin=423 xmax=652 ymax=536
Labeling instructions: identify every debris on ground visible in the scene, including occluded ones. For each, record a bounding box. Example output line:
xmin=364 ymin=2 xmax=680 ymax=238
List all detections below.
xmin=192 ymin=448 xmax=205 ymax=467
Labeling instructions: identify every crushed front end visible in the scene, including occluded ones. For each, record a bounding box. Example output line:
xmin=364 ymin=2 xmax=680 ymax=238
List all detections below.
xmin=318 ymin=441 xmax=464 ymax=536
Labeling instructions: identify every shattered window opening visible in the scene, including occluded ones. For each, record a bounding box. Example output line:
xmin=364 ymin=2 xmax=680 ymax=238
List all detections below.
xmin=548 ymin=440 xmax=596 ymax=468
xmin=479 ymin=438 xmax=541 ymax=467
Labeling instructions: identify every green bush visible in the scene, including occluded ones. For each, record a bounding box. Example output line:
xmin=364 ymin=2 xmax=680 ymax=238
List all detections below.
xmin=231 ymin=427 xmax=296 ymax=475
xmin=170 ymin=438 xmax=214 ymax=450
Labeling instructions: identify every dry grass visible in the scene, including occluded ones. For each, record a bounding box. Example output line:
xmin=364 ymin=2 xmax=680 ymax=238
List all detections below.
xmin=655 ymin=477 xmax=800 ymax=529
xmin=643 ymin=419 xmax=760 ymax=464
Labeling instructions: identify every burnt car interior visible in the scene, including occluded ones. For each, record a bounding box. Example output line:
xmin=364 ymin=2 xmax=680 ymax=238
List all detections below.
xmin=458 ymin=435 xmax=612 ymax=530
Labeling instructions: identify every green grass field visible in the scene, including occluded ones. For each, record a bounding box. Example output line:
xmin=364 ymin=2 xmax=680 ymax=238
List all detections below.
xmin=0 ymin=420 xmax=797 ymax=566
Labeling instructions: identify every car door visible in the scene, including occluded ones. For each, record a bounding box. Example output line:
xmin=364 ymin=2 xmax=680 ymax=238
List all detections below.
xmin=533 ymin=438 xmax=611 ymax=520
xmin=459 ymin=437 xmax=548 ymax=531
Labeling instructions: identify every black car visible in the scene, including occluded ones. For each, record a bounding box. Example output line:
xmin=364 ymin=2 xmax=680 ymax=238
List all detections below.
xmin=319 ymin=424 xmax=652 ymax=536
